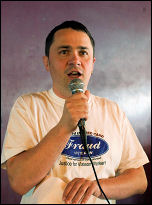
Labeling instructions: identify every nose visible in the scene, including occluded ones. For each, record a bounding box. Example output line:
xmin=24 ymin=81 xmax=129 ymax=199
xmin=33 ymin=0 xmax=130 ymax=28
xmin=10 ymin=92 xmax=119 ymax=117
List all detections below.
xmin=68 ymin=53 xmax=81 ymax=67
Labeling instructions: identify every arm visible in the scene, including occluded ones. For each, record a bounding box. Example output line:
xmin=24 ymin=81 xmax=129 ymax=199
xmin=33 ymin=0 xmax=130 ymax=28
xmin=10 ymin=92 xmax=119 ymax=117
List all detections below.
xmin=6 ymin=123 xmax=71 ymax=195
xmin=62 ymin=166 xmax=148 ymax=204
xmin=6 ymin=91 xmax=90 ymax=195
xmin=97 ymin=166 xmax=147 ymax=200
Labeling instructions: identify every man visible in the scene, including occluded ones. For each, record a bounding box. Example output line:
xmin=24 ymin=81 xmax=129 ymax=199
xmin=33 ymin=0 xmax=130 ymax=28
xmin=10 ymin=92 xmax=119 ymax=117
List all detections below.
xmin=1 ymin=21 xmax=149 ymax=204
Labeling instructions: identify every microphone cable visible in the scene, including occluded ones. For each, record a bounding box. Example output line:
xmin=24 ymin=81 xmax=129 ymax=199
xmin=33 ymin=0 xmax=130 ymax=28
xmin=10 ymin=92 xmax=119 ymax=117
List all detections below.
xmin=68 ymin=78 xmax=110 ymax=203
xmin=78 ymin=120 xmax=110 ymax=204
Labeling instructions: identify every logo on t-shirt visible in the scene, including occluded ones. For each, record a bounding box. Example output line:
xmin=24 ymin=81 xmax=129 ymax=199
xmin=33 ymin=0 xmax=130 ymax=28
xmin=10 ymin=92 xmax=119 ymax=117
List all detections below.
xmin=62 ymin=135 xmax=109 ymax=159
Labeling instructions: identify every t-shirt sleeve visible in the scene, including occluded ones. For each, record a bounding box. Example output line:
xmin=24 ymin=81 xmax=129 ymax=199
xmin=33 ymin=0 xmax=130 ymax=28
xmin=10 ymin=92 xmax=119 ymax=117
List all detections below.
xmin=117 ymin=111 xmax=149 ymax=174
xmin=1 ymin=96 xmax=38 ymax=169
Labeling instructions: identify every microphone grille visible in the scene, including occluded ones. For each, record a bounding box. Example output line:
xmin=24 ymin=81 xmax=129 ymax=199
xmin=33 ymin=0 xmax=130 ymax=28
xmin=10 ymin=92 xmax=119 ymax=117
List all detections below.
xmin=68 ymin=79 xmax=84 ymax=94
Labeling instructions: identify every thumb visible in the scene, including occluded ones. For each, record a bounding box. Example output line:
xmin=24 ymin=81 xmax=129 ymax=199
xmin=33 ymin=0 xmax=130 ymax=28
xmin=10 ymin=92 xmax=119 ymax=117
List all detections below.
xmin=84 ymin=90 xmax=90 ymax=100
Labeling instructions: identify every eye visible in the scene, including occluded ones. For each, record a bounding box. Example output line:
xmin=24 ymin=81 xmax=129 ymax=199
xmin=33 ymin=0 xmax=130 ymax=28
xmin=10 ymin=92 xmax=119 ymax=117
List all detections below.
xmin=59 ymin=50 xmax=69 ymax=55
xmin=79 ymin=50 xmax=88 ymax=56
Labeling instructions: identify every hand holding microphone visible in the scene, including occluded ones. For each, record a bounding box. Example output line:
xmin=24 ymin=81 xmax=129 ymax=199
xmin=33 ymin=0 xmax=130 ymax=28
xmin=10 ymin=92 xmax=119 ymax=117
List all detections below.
xmin=59 ymin=79 xmax=89 ymax=134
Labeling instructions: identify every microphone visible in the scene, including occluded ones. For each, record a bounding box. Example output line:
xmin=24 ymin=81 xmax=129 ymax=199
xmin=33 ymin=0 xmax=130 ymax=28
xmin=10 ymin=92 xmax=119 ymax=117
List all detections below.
xmin=68 ymin=79 xmax=88 ymax=153
xmin=68 ymin=78 xmax=84 ymax=95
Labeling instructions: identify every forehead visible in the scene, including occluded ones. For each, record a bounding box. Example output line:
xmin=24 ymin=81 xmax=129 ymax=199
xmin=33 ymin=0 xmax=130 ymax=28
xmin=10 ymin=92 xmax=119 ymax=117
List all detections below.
xmin=52 ymin=28 xmax=92 ymax=48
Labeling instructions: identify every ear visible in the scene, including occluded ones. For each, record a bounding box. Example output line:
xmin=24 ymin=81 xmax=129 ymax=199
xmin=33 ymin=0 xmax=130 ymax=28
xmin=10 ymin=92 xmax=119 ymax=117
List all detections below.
xmin=93 ymin=57 xmax=96 ymax=64
xmin=43 ymin=56 xmax=50 ymax=72
xmin=91 ymin=57 xmax=96 ymax=74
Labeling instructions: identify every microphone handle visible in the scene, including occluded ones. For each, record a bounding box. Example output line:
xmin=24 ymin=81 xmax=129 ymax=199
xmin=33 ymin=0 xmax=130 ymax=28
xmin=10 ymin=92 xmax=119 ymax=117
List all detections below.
xmin=78 ymin=118 xmax=85 ymax=127
xmin=78 ymin=118 xmax=89 ymax=154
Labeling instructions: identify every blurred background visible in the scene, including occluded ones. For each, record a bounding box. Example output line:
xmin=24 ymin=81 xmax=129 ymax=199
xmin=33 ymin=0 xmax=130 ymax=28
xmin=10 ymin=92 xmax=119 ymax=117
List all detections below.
xmin=1 ymin=1 xmax=151 ymax=204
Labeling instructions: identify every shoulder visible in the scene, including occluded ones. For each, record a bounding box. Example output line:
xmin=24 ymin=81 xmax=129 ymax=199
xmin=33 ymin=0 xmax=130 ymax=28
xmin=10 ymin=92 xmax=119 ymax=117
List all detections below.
xmin=91 ymin=94 xmax=124 ymax=116
xmin=91 ymin=94 xmax=119 ymax=108
xmin=14 ymin=90 xmax=51 ymax=108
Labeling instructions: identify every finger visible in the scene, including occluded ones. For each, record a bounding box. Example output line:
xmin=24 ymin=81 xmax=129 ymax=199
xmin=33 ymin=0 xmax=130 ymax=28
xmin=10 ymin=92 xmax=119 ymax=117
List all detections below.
xmin=65 ymin=180 xmax=84 ymax=204
xmin=71 ymin=185 xmax=88 ymax=204
xmin=80 ymin=186 xmax=94 ymax=204
xmin=84 ymin=90 xmax=90 ymax=100
xmin=62 ymin=181 xmax=75 ymax=201
xmin=66 ymin=99 xmax=89 ymax=116
xmin=71 ymin=180 xmax=91 ymax=204
xmin=62 ymin=178 xmax=79 ymax=202
xmin=68 ymin=98 xmax=88 ymax=107
xmin=69 ymin=92 xmax=88 ymax=100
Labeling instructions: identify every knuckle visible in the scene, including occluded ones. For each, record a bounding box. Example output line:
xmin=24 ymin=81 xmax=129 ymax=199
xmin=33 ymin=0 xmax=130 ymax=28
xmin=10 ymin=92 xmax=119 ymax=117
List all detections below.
xmin=91 ymin=181 xmax=96 ymax=188
xmin=74 ymin=183 xmax=81 ymax=190
xmin=83 ymin=181 xmax=90 ymax=188
xmin=84 ymin=103 xmax=88 ymax=111
xmin=82 ymin=98 xmax=88 ymax=104
xmin=73 ymin=177 xmax=80 ymax=181
xmin=79 ymin=92 xmax=84 ymax=97
xmin=66 ymin=101 xmax=72 ymax=109
xmin=80 ymin=178 xmax=85 ymax=182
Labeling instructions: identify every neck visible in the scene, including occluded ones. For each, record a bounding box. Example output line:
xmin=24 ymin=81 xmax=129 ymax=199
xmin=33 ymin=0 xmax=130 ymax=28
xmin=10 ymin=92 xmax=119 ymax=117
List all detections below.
xmin=52 ymin=87 xmax=71 ymax=99
xmin=52 ymin=86 xmax=87 ymax=99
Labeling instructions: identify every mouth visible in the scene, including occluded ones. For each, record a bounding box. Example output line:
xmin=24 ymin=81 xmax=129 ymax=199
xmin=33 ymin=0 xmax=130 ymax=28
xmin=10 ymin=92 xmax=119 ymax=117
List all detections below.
xmin=67 ymin=71 xmax=82 ymax=78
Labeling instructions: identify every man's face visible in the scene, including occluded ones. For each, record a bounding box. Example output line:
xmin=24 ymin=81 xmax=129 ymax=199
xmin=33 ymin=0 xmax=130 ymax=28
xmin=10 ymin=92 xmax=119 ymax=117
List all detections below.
xmin=43 ymin=28 xmax=96 ymax=98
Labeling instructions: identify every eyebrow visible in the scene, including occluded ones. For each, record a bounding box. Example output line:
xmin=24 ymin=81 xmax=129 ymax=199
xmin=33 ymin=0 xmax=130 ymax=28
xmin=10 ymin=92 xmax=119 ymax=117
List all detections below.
xmin=78 ymin=46 xmax=89 ymax=50
xmin=57 ymin=45 xmax=89 ymax=50
xmin=57 ymin=46 xmax=70 ymax=50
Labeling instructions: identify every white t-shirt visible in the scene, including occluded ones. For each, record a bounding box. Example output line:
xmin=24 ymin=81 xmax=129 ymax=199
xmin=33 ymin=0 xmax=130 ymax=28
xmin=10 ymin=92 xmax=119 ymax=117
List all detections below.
xmin=1 ymin=89 xmax=149 ymax=204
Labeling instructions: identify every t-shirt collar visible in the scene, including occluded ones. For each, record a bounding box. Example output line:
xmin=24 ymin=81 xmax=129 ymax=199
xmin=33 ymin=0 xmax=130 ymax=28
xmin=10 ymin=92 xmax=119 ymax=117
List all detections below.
xmin=49 ymin=88 xmax=92 ymax=106
xmin=49 ymin=88 xmax=65 ymax=106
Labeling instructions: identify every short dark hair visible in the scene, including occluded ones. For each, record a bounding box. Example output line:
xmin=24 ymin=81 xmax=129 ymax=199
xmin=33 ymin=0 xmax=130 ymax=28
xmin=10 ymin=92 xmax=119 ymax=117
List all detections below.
xmin=45 ymin=20 xmax=95 ymax=57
